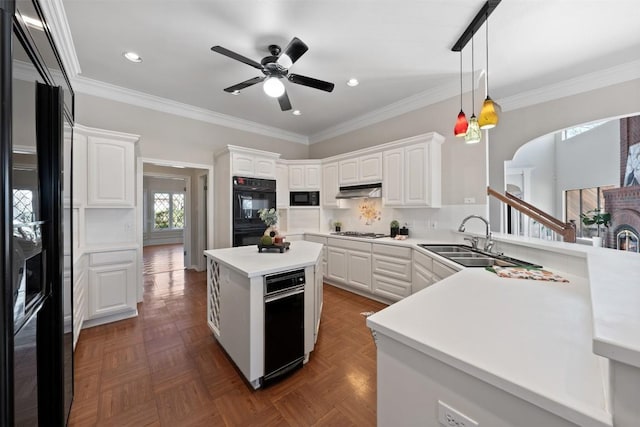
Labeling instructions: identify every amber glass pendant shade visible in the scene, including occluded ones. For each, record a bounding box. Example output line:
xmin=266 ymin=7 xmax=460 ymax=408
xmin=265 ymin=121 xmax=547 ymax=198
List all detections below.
xmin=454 ymin=110 xmax=469 ymax=137
xmin=479 ymin=96 xmax=498 ymax=129
xmin=465 ymin=115 xmax=481 ymax=144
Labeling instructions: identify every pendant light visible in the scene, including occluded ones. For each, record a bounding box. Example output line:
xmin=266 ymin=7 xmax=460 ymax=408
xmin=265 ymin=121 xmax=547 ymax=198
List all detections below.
xmin=479 ymin=13 xmax=499 ymax=129
xmin=454 ymin=51 xmax=469 ymax=137
xmin=465 ymin=36 xmax=481 ymax=144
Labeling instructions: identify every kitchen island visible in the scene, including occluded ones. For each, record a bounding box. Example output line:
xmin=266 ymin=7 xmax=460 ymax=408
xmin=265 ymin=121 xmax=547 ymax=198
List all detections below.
xmin=204 ymin=241 xmax=323 ymax=389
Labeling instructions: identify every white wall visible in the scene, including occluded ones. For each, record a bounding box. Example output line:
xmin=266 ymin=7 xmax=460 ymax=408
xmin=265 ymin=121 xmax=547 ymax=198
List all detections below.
xmin=489 ymin=78 xmax=640 ymax=231
xmin=75 ymin=93 xmax=310 ymax=165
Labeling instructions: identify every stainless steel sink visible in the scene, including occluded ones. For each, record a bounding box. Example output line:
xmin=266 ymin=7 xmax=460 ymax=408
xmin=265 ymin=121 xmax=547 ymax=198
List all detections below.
xmin=418 ymin=244 xmax=541 ymax=268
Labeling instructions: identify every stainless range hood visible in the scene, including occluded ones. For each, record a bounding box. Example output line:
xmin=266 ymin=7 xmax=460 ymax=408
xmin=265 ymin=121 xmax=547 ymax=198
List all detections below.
xmin=335 ymin=183 xmax=382 ymax=199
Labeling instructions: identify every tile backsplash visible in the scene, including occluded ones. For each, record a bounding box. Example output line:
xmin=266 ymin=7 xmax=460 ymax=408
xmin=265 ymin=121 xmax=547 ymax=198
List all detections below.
xmin=323 ymin=200 xmax=488 ymax=238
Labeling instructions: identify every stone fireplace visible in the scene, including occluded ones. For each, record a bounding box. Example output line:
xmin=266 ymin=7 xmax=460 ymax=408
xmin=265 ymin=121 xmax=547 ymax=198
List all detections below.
xmin=603 ymin=115 xmax=640 ymax=250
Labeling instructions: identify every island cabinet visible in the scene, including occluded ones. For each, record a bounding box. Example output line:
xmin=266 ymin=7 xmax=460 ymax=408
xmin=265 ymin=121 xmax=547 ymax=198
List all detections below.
xmin=326 ymin=238 xmax=372 ymax=292
xmin=372 ymin=244 xmax=412 ymax=301
xmin=204 ymin=241 xmax=323 ymax=389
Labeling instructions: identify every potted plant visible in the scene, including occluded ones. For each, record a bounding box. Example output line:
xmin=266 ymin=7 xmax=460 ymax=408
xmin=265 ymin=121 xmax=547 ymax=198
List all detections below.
xmin=334 ymin=221 xmax=342 ymax=232
xmin=258 ymin=208 xmax=279 ymax=238
xmin=580 ymin=208 xmax=611 ymax=246
xmin=390 ymin=220 xmax=400 ymax=237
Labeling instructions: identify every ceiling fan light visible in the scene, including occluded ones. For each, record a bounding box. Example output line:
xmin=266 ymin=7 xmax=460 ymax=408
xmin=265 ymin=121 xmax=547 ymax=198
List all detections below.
xmin=263 ymin=77 xmax=285 ymax=98
xmin=465 ymin=116 xmax=481 ymax=144
xmin=278 ymin=54 xmax=293 ymax=69
xmin=478 ymin=96 xmax=498 ymax=129
xmin=454 ymin=110 xmax=469 ymax=137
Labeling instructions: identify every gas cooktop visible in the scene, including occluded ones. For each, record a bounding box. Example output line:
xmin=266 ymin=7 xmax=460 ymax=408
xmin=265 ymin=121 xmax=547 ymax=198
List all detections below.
xmin=331 ymin=231 xmax=388 ymax=239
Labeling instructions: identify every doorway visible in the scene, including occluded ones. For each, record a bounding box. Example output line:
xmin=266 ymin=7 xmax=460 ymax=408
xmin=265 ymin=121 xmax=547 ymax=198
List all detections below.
xmin=136 ymin=158 xmax=214 ymax=301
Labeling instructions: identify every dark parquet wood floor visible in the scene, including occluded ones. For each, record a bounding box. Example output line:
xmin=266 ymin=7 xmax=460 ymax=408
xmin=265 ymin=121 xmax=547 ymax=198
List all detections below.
xmin=69 ymin=244 xmax=387 ymax=426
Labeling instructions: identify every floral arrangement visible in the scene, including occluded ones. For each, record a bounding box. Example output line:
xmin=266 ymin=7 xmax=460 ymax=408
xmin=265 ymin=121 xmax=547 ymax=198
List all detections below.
xmin=358 ymin=199 xmax=381 ymax=225
xmin=258 ymin=208 xmax=278 ymax=226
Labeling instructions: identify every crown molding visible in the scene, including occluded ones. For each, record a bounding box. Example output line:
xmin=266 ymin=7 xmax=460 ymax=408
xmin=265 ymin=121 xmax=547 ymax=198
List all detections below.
xmin=38 ymin=0 xmax=81 ymax=77
xmin=308 ymin=78 xmax=460 ymax=144
xmin=499 ymin=59 xmax=640 ymax=112
xmin=71 ymin=76 xmax=309 ymax=145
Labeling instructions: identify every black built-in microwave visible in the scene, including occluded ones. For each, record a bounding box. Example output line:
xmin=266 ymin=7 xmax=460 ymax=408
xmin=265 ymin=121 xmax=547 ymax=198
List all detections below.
xmin=290 ymin=191 xmax=320 ymax=206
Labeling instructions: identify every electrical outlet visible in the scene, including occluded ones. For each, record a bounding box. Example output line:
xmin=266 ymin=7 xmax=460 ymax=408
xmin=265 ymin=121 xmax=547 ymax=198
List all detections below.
xmin=464 ymin=197 xmax=476 ymax=204
xmin=438 ymin=401 xmax=479 ymax=427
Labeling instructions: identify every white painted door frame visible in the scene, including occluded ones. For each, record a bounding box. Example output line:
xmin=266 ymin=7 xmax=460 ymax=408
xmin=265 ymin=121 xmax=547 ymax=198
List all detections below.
xmin=136 ymin=157 xmax=214 ymax=301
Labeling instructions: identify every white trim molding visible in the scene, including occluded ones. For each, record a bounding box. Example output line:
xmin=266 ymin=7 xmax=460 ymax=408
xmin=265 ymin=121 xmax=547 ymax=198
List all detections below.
xmin=71 ymin=75 xmax=309 ymax=145
xmin=38 ymin=0 xmax=81 ymax=77
xmin=499 ymin=59 xmax=640 ymax=112
xmin=309 ymin=78 xmax=460 ymax=144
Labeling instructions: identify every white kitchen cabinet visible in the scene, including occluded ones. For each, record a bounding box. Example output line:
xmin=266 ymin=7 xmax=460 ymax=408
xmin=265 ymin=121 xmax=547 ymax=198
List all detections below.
xmin=276 ymin=162 xmax=289 ymax=208
xmin=382 ymin=148 xmax=404 ymax=206
xmin=288 ymin=162 xmax=321 ymax=190
xmin=87 ymin=250 xmax=137 ymax=322
xmin=372 ymin=244 xmax=412 ymax=301
xmin=322 ymin=162 xmax=340 ymax=208
xmin=339 ymin=158 xmax=359 ymax=185
xmin=382 ymin=133 xmax=444 ymax=207
xmin=314 ymin=257 xmax=323 ymax=344
xmin=326 ymin=238 xmax=372 ymax=292
xmin=86 ymin=135 xmax=136 ymax=207
xmin=339 ymin=153 xmax=382 ymax=186
xmin=412 ymin=249 xmax=459 ymax=294
xmin=231 ymin=150 xmax=277 ymax=179
xmin=348 ymin=250 xmax=373 ymax=291
xmin=305 ymin=235 xmax=328 ymax=277
xmin=327 ymin=246 xmax=348 ymax=283
xmin=71 ymin=254 xmax=87 ymax=349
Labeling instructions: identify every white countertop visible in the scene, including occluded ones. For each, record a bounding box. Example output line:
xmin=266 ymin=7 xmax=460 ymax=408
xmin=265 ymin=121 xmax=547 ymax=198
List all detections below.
xmin=204 ymin=241 xmax=323 ymax=278
xmin=367 ymin=268 xmax=612 ymax=427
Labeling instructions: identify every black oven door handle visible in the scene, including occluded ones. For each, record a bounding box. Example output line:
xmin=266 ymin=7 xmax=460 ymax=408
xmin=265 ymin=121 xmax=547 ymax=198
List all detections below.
xmin=264 ymin=286 xmax=304 ymax=303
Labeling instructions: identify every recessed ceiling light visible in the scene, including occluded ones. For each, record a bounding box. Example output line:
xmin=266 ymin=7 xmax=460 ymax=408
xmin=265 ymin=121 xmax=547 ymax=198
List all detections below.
xmin=22 ymin=15 xmax=44 ymax=31
xmin=123 ymin=51 xmax=143 ymax=63
xmin=347 ymin=78 xmax=359 ymax=87
xmin=231 ymin=90 xmax=240 ymax=95
xmin=292 ymin=110 xmax=301 ymax=116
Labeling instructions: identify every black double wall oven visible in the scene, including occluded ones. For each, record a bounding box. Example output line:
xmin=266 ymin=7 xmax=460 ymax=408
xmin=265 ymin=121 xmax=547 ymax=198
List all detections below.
xmin=232 ymin=176 xmax=276 ymax=247
xmin=1 ymin=1 xmax=75 ymax=425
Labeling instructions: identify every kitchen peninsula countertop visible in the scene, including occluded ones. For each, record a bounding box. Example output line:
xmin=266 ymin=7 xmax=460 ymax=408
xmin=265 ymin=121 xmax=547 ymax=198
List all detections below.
xmin=204 ymin=240 xmax=323 ymax=278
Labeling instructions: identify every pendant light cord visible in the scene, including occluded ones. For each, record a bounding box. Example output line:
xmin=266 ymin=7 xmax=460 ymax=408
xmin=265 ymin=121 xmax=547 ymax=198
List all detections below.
xmin=485 ymin=12 xmax=489 ymax=95
xmin=459 ymin=51 xmax=463 ymax=109
xmin=471 ymin=36 xmax=475 ymax=114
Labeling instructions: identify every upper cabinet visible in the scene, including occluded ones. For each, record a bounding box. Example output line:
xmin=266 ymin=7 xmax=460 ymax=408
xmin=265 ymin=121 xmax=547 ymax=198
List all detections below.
xmin=338 ymin=152 xmax=382 ymax=186
xmin=76 ymin=126 xmax=139 ymax=208
xmin=229 ymin=146 xmax=279 ymax=179
xmin=289 ymin=161 xmax=321 ymax=190
xmin=276 ymin=162 xmax=289 ymax=208
xmin=322 ymin=162 xmax=340 ymax=208
xmin=383 ymin=133 xmax=444 ymax=208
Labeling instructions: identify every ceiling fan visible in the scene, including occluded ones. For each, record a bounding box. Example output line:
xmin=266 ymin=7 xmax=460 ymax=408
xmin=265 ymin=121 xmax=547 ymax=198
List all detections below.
xmin=211 ymin=37 xmax=335 ymax=112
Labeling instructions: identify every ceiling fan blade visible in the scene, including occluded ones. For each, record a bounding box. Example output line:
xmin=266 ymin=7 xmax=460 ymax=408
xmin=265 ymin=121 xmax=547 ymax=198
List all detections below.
xmin=278 ymin=37 xmax=308 ymax=67
xmin=288 ymin=74 xmax=335 ymax=92
xmin=211 ymin=45 xmax=264 ymax=70
xmin=278 ymin=91 xmax=292 ymax=111
xmin=223 ymin=76 xmax=266 ymax=93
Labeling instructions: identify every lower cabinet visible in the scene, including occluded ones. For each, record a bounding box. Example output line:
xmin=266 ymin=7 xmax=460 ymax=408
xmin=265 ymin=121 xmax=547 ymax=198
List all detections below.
xmin=327 ymin=238 xmax=372 ymax=292
xmin=412 ymin=249 xmax=458 ymax=294
xmin=314 ymin=257 xmax=323 ymax=343
xmin=87 ymin=250 xmax=138 ymax=323
xmin=372 ymin=244 xmax=412 ymax=301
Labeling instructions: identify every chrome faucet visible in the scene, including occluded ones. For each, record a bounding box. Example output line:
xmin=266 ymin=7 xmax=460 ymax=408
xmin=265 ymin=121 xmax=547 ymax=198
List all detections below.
xmin=458 ymin=215 xmax=494 ymax=252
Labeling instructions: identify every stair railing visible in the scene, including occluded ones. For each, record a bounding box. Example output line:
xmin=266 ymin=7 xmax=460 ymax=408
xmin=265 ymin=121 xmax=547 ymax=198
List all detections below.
xmin=487 ymin=187 xmax=576 ymax=243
